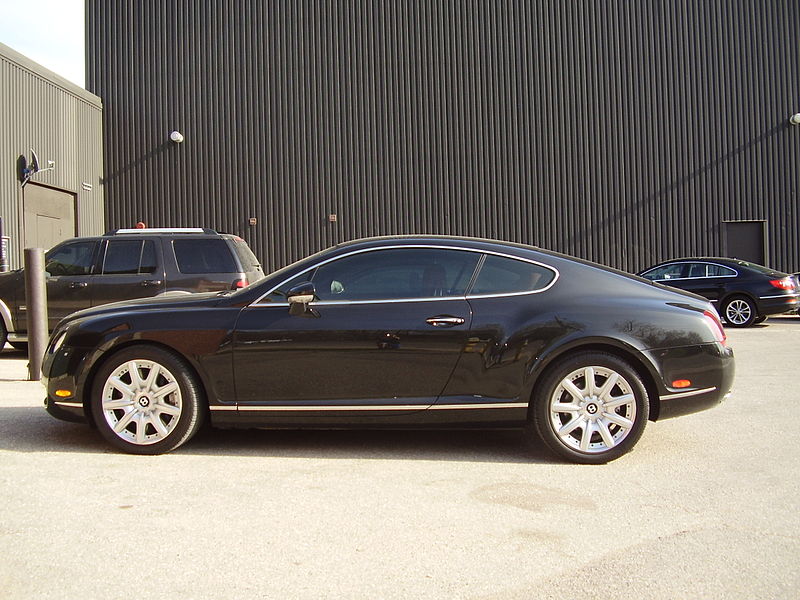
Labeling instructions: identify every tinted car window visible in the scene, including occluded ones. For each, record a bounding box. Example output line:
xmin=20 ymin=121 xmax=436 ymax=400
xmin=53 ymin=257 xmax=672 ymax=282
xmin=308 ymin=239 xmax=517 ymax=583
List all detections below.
xmin=687 ymin=263 xmax=708 ymax=278
xmin=706 ymin=264 xmax=736 ymax=277
xmin=469 ymin=255 xmax=555 ymax=295
xmin=173 ymin=239 xmax=238 ymax=274
xmin=300 ymin=248 xmax=480 ymax=302
xmin=140 ymin=240 xmax=157 ymax=274
xmin=642 ymin=263 xmax=686 ymax=281
xmin=103 ymin=240 xmax=143 ymax=274
xmin=45 ymin=241 xmax=98 ymax=276
xmin=102 ymin=240 xmax=158 ymax=275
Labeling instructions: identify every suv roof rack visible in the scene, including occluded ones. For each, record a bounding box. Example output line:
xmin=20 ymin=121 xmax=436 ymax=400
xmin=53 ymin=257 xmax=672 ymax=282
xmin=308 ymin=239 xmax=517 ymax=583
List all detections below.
xmin=104 ymin=228 xmax=218 ymax=236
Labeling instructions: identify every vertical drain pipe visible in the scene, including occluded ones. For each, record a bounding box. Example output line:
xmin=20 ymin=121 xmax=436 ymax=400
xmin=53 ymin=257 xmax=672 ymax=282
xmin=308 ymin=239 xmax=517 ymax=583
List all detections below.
xmin=25 ymin=248 xmax=48 ymax=381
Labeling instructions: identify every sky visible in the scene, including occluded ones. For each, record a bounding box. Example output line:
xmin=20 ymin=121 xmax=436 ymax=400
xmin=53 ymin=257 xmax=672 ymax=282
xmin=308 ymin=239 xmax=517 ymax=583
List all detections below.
xmin=0 ymin=0 xmax=85 ymax=87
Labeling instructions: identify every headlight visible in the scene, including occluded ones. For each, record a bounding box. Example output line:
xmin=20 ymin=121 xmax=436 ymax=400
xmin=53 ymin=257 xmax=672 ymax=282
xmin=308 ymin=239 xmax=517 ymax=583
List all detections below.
xmin=50 ymin=330 xmax=68 ymax=354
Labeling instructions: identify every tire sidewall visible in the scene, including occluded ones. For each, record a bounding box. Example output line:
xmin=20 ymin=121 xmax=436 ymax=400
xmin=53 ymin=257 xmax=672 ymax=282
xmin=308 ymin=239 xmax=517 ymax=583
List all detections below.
xmin=91 ymin=345 xmax=203 ymax=455
xmin=531 ymin=352 xmax=649 ymax=464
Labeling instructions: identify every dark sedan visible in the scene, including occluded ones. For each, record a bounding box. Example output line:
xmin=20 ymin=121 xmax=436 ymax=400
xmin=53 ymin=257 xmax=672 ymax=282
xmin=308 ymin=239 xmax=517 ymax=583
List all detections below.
xmin=638 ymin=257 xmax=798 ymax=327
xmin=42 ymin=237 xmax=734 ymax=464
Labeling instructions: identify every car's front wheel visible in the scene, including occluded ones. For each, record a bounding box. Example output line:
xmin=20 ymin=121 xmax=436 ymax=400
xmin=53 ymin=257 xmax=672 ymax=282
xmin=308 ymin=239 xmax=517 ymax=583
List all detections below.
xmin=91 ymin=345 xmax=205 ymax=454
xmin=722 ymin=296 xmax=757 ymax=327
xmin=530 ymin=352 xmax=649 ymax=464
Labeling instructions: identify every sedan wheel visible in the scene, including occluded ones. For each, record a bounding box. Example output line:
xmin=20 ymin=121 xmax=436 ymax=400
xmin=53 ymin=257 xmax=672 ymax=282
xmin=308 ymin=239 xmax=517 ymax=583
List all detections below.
xmin=722 ymin=296 xmax=756 ymax=327
xmin=91 ymin=346 xmax=204 ymax=454
xmin=531 ymin=352 xmax=649 ymax=464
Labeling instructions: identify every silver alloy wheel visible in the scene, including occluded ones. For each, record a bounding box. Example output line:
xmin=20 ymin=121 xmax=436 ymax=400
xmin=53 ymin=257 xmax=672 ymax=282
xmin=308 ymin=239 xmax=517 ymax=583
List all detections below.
xmin=548 ymin=365 xmax=637 ymax=454
xmin=100 ymin=359 xmax=183 ymax=445
xmin=725 ymin=299 xmax=752 ymax=325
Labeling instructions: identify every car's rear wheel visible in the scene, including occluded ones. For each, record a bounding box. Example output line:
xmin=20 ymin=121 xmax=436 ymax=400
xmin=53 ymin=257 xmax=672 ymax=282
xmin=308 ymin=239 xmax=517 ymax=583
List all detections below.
xmin=91 ymin=345 xmax=204 ymax=454
xmin=530 ymin=352 xmax=649 ymax=464
xmin=722 ymin=296 xmax=757 ymax=327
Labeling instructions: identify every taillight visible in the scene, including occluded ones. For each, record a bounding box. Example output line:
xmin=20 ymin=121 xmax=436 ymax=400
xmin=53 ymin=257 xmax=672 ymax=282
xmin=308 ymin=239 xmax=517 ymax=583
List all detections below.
xmin=232 ymin=278 xmax=248 ymax=289
xmin=769 ymin=278 xmax=795 ymax=291
xmin=703 ymin=309 xmax=727 ymax=346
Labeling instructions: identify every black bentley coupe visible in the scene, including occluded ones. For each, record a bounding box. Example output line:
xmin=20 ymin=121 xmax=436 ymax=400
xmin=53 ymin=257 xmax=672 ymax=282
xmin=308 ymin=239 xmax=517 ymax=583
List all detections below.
xmin=42 ymin=236 xmax=734 ymax=463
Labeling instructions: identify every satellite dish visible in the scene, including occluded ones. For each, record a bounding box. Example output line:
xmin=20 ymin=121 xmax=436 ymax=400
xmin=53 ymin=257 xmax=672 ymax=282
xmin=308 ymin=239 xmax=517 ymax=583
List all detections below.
xmin=30 ymin=149 xmax=40 ymax=173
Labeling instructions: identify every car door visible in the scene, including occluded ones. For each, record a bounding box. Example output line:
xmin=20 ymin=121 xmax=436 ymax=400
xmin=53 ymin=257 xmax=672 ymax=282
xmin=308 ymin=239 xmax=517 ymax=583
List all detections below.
xmin=43 ymin=240 xmax=100 ymax=330
xmin=677 ymin=262 xmax=728 ymax=302
xmin=232 ymin=247 xmax=481 ymax=414
xmin=91 ymin=239 xmax=166 ymax=307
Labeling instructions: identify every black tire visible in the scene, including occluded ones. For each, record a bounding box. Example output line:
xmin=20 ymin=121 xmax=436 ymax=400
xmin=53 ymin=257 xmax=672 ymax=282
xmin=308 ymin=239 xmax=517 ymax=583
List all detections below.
xmin=91 ymin=345 xmax=205 ymax=455
xmin=721 ymin=295 xmax=757 ymax=328
xmin=530 ymin=352 xmax=649 ymax=464
xmin=753 ymin=316 xmax=767 ymax=325
xmin=9 ymin=342 xmax=28 ymax=352
xmin=0 ymin=320 xmax=7 ymax=350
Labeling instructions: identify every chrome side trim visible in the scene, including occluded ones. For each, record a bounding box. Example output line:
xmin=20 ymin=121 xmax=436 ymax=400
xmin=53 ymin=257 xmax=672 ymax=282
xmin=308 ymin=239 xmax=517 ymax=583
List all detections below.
xmin=659 ymin=387 xmax=717 ymax=401
xmin=430 ymin=402 xmax=528 ymax=410
xmin=53 ymin=400 xmax=83 ymax=408
xmin=759 ymin=293 xmax=799 ymax=299
xmin=216 ymin=402 xmax=528 ymax=412
xmin=250 ymin=244 xmax=560 ymax=307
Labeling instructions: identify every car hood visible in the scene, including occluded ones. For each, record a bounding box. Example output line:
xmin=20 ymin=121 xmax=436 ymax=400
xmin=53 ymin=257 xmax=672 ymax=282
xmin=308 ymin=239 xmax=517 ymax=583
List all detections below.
xmin=61 ymin=291 xmax=226 ymax=325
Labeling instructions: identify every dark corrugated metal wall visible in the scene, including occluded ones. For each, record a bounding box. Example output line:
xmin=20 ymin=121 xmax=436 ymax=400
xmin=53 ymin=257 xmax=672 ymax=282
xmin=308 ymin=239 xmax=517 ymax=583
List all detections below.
xmin=86 ymin=0 xmax=800 ymax=273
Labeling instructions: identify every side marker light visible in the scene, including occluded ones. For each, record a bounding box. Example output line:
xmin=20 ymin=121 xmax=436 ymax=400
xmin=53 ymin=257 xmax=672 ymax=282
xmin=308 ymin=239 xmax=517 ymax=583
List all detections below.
xmin=672 ymin=380 xmax=691 ymax=389
xmin=55 ymin=390 xmax=73 ymax=398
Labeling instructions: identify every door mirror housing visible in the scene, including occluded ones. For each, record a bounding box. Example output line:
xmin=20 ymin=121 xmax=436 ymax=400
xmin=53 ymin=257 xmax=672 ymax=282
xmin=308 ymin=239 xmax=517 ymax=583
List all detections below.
xmin=287 ymin=282 xmax=318 ymax=317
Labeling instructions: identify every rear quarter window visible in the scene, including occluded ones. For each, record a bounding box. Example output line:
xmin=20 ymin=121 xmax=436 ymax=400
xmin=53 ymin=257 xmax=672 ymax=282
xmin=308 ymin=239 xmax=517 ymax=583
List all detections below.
xmin=173 ymin=239 xmax=238 ymax=274
xmin=468 ymin=255 xmax=556 ymax=295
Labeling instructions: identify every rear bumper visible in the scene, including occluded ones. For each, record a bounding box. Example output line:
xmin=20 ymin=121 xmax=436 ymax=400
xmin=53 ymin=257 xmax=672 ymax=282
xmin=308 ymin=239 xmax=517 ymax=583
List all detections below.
xmin=757 ymin=293 xmax=799 ymax=316
xmin=647 ymin=342 xmax=735 ymax=420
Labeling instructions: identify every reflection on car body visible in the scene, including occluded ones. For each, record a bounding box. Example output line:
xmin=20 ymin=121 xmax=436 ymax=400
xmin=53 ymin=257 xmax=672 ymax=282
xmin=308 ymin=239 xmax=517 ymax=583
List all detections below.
xmin=42 ymin=236 xmax=734 ymax=464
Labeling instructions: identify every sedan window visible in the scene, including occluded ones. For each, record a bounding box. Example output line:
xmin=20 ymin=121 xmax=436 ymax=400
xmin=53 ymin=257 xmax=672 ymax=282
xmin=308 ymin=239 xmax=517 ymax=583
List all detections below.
xmin=469 ymin=255 xmax=555 ymax=295
xmin=642 ymin=263 xmax=686 ymax=281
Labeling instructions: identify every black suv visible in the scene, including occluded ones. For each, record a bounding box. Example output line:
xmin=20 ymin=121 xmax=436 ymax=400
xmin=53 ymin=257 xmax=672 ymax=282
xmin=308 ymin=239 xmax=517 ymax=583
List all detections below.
xmin=0 ymin=228 xmax=264 ymax=349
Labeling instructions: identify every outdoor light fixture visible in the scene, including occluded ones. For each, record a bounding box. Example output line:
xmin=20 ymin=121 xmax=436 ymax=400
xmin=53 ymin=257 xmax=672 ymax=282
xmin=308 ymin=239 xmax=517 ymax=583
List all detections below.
xmin=790 ymin=113 xmax=800 ymax=126
xmin=170 ymin=131 xmax=185 ymax=143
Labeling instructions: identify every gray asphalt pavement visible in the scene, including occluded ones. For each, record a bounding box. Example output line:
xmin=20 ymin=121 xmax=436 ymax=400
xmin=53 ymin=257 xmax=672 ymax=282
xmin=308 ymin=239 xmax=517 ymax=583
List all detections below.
xmin=1 ymin=317 xmax=799 ymax=599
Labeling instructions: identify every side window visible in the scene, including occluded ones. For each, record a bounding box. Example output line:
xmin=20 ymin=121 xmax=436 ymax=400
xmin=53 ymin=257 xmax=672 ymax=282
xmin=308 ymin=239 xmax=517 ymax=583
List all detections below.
xmin=173 ymin=239 xmax=238 ymax=274
xmin=707 ymin=264 xmax=736 ymax=277
xmin=469 ymin=255 xmax=555 ymax=295
xmin=268 ymin=270 xmax=317 ymax=302
xmin=102 ymin=240 xmax=143 ymax=274
xmin=309 ymin=248 xmax=480 ymax=302
xmin=45 ymin=241 xmax=98 ymax=276
xmin=642 ymin=263 xmax=686 ymax=281
xmin=140 ymin=240 xmax=158 ymax=274
xmin=687 ymin=263 xmax=708 ymax=278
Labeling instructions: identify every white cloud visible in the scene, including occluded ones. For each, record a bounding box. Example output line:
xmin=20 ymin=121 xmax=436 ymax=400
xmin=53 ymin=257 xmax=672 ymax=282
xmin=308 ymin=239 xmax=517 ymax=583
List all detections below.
xmin=0 ymin=0 xmax=85 ymax=87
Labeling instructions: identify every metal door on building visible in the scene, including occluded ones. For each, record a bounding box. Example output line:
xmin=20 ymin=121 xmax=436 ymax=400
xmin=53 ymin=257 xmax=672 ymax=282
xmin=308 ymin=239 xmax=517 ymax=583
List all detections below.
xmin=724 ymin=220 xmax=766 ymax=265
xmin=23 ymin=183 xmax=77 ymax=252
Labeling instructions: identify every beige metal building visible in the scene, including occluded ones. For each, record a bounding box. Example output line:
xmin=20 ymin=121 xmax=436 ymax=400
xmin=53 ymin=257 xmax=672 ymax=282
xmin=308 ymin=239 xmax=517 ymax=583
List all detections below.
xmin=0 ymin=42 xmax=104 ymax=270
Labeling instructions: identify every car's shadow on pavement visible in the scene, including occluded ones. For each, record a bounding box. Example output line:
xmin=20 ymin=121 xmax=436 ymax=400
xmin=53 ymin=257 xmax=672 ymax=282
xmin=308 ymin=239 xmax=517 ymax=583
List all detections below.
xmin=0 ymin=406 xmax=554 ymax=464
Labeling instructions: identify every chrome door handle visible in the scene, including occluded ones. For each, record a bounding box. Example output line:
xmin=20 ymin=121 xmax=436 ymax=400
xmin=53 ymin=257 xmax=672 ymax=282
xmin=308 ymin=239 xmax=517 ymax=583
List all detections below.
xmin=426 ymin=315 xmax=466 ymax=327
xmin=141 ymin=280 xmax=163 ymax=287
xmin=69 ymin=282 xmax=88 ymax=288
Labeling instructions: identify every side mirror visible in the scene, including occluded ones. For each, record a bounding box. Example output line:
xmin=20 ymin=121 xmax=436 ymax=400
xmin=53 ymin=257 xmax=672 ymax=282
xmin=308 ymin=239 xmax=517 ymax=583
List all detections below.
xmin=287 ymin=282 xmax=318 ymax=317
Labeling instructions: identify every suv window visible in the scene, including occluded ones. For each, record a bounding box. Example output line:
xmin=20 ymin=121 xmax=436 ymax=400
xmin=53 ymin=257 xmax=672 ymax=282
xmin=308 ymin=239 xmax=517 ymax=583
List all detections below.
xmin=102 ymin=240 xmax=158 ymax=275
xmin=230 ymin=237 xmax=261 ymax=270
xmin=469 ymin=255 xmax=555 ymax=295
xmin=173 ymin=239 xmax=238 ymax=274
xmin=45 ymin=241 xmax=98 ymax=276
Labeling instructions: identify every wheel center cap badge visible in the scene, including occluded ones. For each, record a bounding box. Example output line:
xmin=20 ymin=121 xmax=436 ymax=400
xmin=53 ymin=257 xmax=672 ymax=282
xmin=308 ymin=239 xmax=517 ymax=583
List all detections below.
xmin=586 ymin=403 xmax=598 ymax=415
xmin=138 ymin=397 xmax=151 ymax=408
